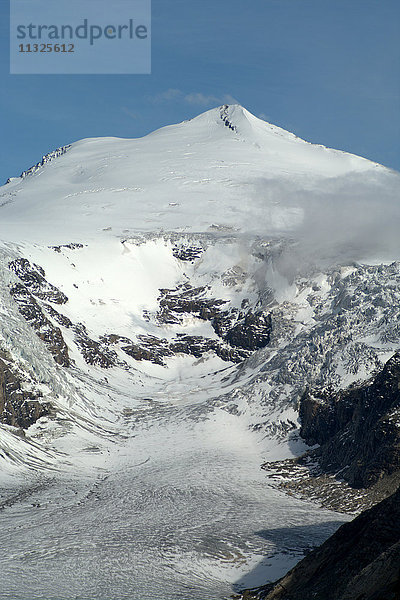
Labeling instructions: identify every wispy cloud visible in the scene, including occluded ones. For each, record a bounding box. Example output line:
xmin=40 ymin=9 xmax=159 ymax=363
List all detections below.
xmin=121 ymin=107 xmax=140 ymax=119
xmin=184 ymin=92 xmax=238 ymax=106
xmin=150 ymin=88 xmax=184 ymax=104
xmin=149 ymin=89 xmax=238 ymax=107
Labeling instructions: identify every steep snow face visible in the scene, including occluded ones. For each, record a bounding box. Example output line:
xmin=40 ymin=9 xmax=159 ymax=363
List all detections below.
xmin=0 ymin=106 xmax=399 ymax=599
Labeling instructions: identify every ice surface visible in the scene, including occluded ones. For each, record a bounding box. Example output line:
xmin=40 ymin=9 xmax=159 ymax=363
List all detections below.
xmin=0 ymin=401 xmax=348 ymax=600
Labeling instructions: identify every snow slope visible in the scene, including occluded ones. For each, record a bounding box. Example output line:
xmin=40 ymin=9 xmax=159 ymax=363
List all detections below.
xmin=0 ymin=105 xmax=399 ymax=600
xmin=1 ymin=104 xmax=395 ymax=246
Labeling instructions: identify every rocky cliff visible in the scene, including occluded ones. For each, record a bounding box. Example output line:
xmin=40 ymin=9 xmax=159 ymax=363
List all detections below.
xmin=0 ymin=350 xmax=51 ymax=429
xmin=299 ymin=351 xmax=400 ymax=490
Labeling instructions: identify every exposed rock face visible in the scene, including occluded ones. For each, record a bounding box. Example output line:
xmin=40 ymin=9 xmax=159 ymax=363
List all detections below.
xmin=169 ymin=333 xmax=247 ymax=362
xmin=73 ymin=323 xmax=118 ymax=368
xmin=172 ymin=245 xmax=203 ymax=262
xmin=220 ymin=104 xmax=238 ymax=132
xmin=102 ymin=333 xmax=170 ymax=366
xmin=224 ymin=312 xmax=272 ymax=350
xmin=103 ymin=332 xmax=249 ymax=366
xmin=43 ymin=306 xmax=118 ymax=368
xmin=8 ymin=256 xmax=119 ymax=369
xmin=50 ymin=243 xmax=85 ymax=253
xmin=44 ymin=303 xmax=73 ymax=328
xmin=298 ymin=388 xmax=354 ymax=446
xmin=261 ymin=351 xmax=400 ymax=514
xmin=238 ymin=486 xmax=400 ymax=600
xmin=157 ymin=283 xmax=272 ymax=353
xmin=9 ymin=258 xmax=68 ymax=304
xmin=299 ymin=352 xmax=400 ymax=489
xmin=10 ymin=284 xmax=70 ymax=367
xmin=157 ymin=283 xmax=229 ymax=326
xmin=0 ymin=350 xmax=51 ymax=429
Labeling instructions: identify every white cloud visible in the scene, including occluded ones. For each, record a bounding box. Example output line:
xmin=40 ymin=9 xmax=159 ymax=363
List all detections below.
xmin=249 ymin=169 xmax=400 ymax=273
xmin=150 ymin=88 xmax=183 ymax=103
xmin=183 ymin=92 xmax=238 ymax=106
xmin=183 ymin=92 xmax=218 ymax=106
xmin=121 ymin=107 xmax=139 ymax=119
xmin=149 ymin=89 xmax=238 ymax=107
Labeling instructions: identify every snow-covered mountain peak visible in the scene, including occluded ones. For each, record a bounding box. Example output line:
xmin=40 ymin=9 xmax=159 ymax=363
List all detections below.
xmin=145 ymin=103 xmax=292 ymax=145
xmin=188 ymin=103 xmax=301 ymax=143
xmin=1 ymin=104 xmax=396 ymax=248
xmin=187 ymin=103 xmax=259 ymax=134
xmin=171 ymin=103 xmax=317 ymax=148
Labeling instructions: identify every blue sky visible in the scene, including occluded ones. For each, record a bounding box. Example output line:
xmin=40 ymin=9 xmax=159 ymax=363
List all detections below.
xmin=1 ymin=0 xmax=399 ymax=184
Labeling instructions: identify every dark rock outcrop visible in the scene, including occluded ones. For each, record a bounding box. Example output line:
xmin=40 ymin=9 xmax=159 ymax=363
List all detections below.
xmin=0 ymin=350 xmax=51 ymax=429
xmin=157 ymin=283 xmax=272 ymax=352
xmin=172 ymin=245 xmax=203 ymax=262
xmin=103 ymin=332 xmax=249 ymax=366
xmin=50 ymin=243 xmax=84 ymax=253
xmin=102 ymin=333 xmax=172 ymax=366
xmin=220 ymin=104 xmax=238 ymax=132
xmin=44 ymin=304 xmax=73 ymax=328
xmin=298 ymin=386 xmax=355 ymax=446
xmin=9 ymin=257 xmax=118 ymax=369
xmin=157 ymin=283 xmax=229 ymax=326
xmin=170 ymin=333 xmax=249 ymax=362
xmin=299 ymin=352 xmax=400 ymax=489
xmin=10 ymin=284 xmax=70 ymax=367
xmin=238 ymin=486 xmax=400 ymax=600
xmin=9 ymin=258 xmax=68 ymax=304
xmin=225 ymin=312 xmax=272 ymax=350
xmin=73 ymin=324 xmax=117 ymax=368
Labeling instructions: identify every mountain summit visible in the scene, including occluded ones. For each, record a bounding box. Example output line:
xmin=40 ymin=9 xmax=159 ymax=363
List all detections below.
xmin=1 ymin=105 xmax=395 ymax=247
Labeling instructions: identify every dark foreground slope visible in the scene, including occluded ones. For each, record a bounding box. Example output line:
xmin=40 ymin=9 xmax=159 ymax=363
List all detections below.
xmin=238 ymin=485 xmax=400 ymax=600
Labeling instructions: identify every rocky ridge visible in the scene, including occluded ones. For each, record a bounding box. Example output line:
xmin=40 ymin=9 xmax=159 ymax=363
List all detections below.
xmin=220 ymin=104 xmax=238 ymax=132
xmin=5 ymin=145 xmax=71 ymax=184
